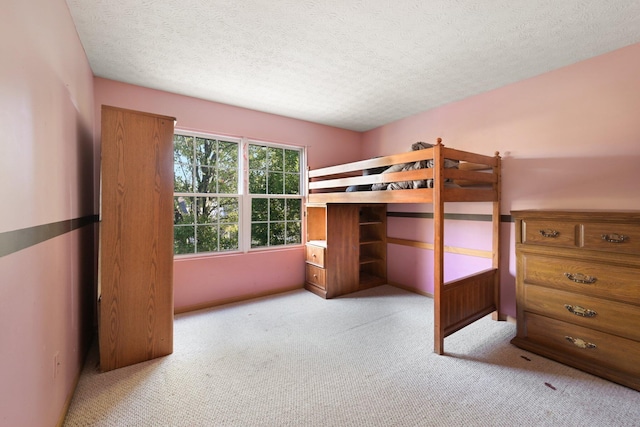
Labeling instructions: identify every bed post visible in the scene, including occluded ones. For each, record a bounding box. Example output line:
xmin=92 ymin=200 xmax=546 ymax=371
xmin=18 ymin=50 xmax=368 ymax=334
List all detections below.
xmin=491 ymin=152 xmax=504 ymax=321
xmin=433 ymin=138 xmax=445 ymax=354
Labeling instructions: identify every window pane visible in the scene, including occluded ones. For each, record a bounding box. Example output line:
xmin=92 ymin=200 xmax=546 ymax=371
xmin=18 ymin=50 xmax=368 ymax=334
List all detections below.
xmin=218 ymin=167 xmax=237 ymax=193
xmin=211 ymin=197 xmax=226 ymax=222
xmin=174 ymin=135 xmax=193 ymax=164
xmin=174 ymin=163 xmax=193 ymax=193
xmin=268 ymin=172 xmax=284 ymax=194
xmin=286 ymin=222 xmax=301 ymax=244
xmin=268 ymin=147 xmax=283 ymax=171
xmin=252 ymin=198 xmax=268 ymax=221
xmin=251 ymin=223 xmax=268 ymax=248
xmin=269 ymin=222 xmax=285 ymax=246
xmin=249 ymin=170 xmax=267 ymax=194
xmin=196 ymin=225 xmax=218 ymax=252
xmin=195 ymin=137 xmax=217 ymax=166
xmin=220 ymin=224 xmax=239 ymax=251
xmin=220 ymin=197 xmax=239 ymax=222
xmin=284 ymin=173 xmax=299 ymax=195
xmin=196 ymin=166 xmax=217 ymax=193
xmin=218 ymin=140 xmax=238 ymax=164
xmin=196 ymin=197 xmax=216 ymax=224
xmin=174 ymin=135 xmax=194 ymax=193
xmin=285 ymin=149 xmax=300 ymax=173
xmin=174 ymin=197 xmax=194 ymax=225
xmin=270 ymin=198 xmax=285 ymax=221
xmin=286 ymin=199 xmax=301 ymax=221
xmin=174 ymin=225 xmax=195 ymax=254
xmin=249 ymin=145 xmax=266 ymax=170
xmin=218 ymin=141 xmax=238 ymax=193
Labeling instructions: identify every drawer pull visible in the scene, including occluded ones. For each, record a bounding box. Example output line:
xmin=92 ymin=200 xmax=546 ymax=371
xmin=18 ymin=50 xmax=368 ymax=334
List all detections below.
xmin=313 ymin=274 xmax=318 ymax=279
xmin=312 ymin=254 xmax=317 ymax=258
xmin=539 ymin=229 xmax=559 ymax=238
xmin=563 ymin=304 xmax=597 ymax=318
xmin=601 ymin=233 xmax=628 ymax=244
xmin=564 ymin=272 xmax=597 ymax=284
xmin=565 ymin=336 xmax=597 ymax=349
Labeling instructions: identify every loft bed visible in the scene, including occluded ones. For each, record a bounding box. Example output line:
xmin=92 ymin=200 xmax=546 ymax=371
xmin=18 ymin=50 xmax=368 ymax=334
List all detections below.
xmin=306 ymin=138 xmax=502 ymax=354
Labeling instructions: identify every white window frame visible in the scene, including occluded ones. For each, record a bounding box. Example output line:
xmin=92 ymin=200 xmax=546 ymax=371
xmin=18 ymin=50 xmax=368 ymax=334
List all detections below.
xmin=241 ymin=138 xmax=306 ymax=252
xmin=173 ymin=130 xmax=306 ymax=257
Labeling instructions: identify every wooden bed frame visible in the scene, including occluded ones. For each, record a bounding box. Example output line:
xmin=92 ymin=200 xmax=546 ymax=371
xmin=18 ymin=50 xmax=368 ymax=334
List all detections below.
xmin=306 ymin=138 xmax=502 ymax=354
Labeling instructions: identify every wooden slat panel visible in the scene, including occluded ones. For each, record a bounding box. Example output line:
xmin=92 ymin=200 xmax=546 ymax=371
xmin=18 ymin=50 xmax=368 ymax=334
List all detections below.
xmin=443 ymin=188 xmax=497 ymax=202
xmin=309 ymin=168 xmax=434 ymax=190
xmin=387 ymin=237 xmax=493 ymax=258
xmin=458 ymin=162 xmax=492 ymax=171
xmin=445 ymin=168 xmax=496 ymax=183
xmin=442 ymin=146 xmax=499 ymax=167
xmin=441 ymin=269 xmax=498 ymax=337
xmin=308 ymin=186 xmax=496 ymax=204
xmin=308 ymin=188 xmax=435 ymax=204
xmin=309 ymin=148 xmax=435 ymax=178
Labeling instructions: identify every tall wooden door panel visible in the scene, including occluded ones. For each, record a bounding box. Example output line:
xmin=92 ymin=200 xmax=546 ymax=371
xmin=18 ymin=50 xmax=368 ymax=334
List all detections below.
xmin=99 ymin=106 xmax=175 ymax=372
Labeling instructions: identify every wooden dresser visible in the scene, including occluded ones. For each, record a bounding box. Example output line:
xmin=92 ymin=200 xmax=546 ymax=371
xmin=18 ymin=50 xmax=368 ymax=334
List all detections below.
xmin=305 ymin=203 xmax=387 ymax=298
xmin=511 ymin=210 xmax=640 ymax=390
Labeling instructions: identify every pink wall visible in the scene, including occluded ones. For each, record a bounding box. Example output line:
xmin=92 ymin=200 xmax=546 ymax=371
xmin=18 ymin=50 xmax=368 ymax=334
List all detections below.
xmin=4 ymin=3 xmax=639 ymax=423
xmin=93 ymin=78 xmax=362 ymax=311
xmin=0 ymin=0 xmax=96 ymax=426
xmin=363 ymin=43 xmax=640 ymax=317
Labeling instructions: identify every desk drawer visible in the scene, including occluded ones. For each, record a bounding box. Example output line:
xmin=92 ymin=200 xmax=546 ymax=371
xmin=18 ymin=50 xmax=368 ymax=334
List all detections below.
xmin=306 ymin=264 xmax=326 ymax=290
xmin=305 ymin=244 xmax=325 ymax=267
xmin=525 ymin=312 xmax=640 ymax=377
xmin=521 ymin=253 xmax=640 ymax=305
xmin=524 ymin=284 xmax=640 ymax=341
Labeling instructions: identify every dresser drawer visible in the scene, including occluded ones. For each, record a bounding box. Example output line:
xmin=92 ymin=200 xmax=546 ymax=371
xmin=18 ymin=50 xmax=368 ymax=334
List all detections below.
xmin=525 ymin=312 xmax=640 ymax=377
xmin=521 ymin=253 xmax=640 ymax=305
xmin=305 ymin=264 xmax=326 ymax=290
xmin=524 ymin=284 xmax=640 ymax=341
xmin=305 ymin=244 xmax=325 ymax=267
xmin=583 ymin=223 xmax=640 ymax=254
xmin=521 ymin=220 xmax=577 ymax=248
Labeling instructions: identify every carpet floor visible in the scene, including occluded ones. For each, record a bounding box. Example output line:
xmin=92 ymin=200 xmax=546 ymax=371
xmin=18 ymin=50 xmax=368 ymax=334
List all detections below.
xmin=64 ymin=285 xmax=640 ymax=426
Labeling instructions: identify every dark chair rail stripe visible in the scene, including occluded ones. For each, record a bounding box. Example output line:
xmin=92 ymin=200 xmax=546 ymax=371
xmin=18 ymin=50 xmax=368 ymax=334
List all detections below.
xmin=0 ymin=212 xmax=509 ymax=258
xmin=0 ymin=215 xmax=99 ymax=257
xmin=387 ymin=212 xmax=513 ymax=223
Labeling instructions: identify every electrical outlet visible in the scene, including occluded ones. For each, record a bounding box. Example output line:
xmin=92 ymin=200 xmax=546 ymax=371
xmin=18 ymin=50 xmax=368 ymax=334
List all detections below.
xmin=53 ymin=352 xmax=60 ymax=379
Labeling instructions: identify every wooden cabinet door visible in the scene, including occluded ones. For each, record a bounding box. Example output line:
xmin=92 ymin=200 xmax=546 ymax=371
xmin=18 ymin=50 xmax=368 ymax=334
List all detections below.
xmin=99 ymin=106 xmax=175 ymax=372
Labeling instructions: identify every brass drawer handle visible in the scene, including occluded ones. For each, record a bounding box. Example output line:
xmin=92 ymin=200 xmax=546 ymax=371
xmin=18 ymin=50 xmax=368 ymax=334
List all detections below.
xmin=539 ymin=229 xmax=559 ymax=238
xmin=563 ymin=304 xmax=597 ymax=318
xmin=565 ymin=336 xmax=597 ymax=349
xmin=601 ymin=233 xmax=628 ymax=243
xmin=564 ymin=272 xmax=597 ymax=284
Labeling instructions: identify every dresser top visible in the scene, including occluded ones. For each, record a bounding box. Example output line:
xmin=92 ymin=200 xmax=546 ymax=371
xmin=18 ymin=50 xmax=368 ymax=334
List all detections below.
xmin=511 ymin=210 xmax=640 ymax=223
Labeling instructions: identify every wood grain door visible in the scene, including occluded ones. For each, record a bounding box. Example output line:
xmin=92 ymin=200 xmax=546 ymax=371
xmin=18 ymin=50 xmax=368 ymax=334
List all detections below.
xmin=99 ymin=106 xmax=175 ymax=372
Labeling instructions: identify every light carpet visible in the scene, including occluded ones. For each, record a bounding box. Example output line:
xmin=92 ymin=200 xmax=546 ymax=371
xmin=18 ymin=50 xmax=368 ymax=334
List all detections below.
xmin=64 ymin=285 xmax=640 ymax=426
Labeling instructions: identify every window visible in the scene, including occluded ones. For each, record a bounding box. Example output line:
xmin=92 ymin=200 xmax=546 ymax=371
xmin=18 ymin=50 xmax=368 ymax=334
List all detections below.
xmin=248 ymin=144 xmax=303 ymax=248
xmin=173 ymin=132 xmax=303 ymax=255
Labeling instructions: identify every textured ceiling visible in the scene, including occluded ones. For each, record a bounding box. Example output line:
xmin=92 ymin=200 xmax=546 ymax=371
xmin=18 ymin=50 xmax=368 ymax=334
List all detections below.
xmin=65 ymin=1 xmax=640 ymax=131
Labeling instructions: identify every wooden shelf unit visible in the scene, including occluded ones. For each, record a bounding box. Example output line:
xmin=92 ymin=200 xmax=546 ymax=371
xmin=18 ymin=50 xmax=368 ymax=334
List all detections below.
xmin=304 ymin=203 xmax=387 ymax=298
